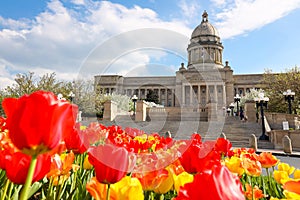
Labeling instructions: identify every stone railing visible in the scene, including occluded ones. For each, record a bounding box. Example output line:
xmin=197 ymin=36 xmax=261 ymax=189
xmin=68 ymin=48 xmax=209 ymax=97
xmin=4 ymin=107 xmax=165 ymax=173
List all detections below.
xmin=269 ymin=129 xmax=300 ymax=151
xmin=265 ymin=112 xmax=299 ymax=130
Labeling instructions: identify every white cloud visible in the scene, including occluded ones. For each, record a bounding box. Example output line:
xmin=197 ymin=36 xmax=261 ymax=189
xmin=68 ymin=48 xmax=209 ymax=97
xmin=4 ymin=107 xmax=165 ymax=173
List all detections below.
xmin=178 ymin=0 xmax=202 ymax=23
xmin=71 ymin=0 xmax=85 ymax=5
xmin=210 ymin=0 xmax=227 ymax=7
xmin=0 ymin=0 xmax=192 ymax=89
xmin=1 ymin=0 xmax=299 ymax=90
xmin=215 ymin=0 xmax=300 ymax=39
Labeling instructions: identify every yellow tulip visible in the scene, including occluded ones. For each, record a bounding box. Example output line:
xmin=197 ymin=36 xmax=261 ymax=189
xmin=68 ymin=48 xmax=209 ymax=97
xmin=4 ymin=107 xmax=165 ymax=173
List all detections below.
xmin=273 ymin=170 xmax=290 ymax=184
xmin=225 ymin=157 xmax=245 ymax=176
xmin=278 ymin=163 xmax=295 ymax=175
xmin=83 ymin=155 xmax=93 ymax=170
xmin=173 ymin=171 xmax=194 ymax=193
xmin=87 ymin=176 xmax=144 ymax=200
xmin=283 ymin=190 xmax=300 ymax=200
xmin=113 ymin=176 xmax=144 ymax=200
xmin=294 ymin=169 xmax=300 ymax=179
xmin=269 ymin=197 xmax=287 ymax=200
xmin=153 ymin=168 xmax=174 ymax=194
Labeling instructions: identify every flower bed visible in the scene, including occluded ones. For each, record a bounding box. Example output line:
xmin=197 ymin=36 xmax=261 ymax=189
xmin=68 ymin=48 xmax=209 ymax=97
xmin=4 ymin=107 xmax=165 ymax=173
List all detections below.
xmin=0 ymin=91 xmax=299 ymax=200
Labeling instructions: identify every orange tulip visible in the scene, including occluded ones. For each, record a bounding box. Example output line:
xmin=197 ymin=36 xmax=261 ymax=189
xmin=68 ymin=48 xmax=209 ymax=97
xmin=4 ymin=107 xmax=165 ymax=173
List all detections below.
xmin=86 ymin=177 xmax=108 ymax=200
xmin=258 ymin=152 xmax=279 ymax=168
xmin=244 ymin=183 xmax=265 ymax=200
xmin=47 ymin=151 xmax=79 ymax=185
xmin=283 ymin=180 xmax=300 ymax=199
xmin=133 ymin=169 xmax=169 ymax=191
xmin=241 ymin=157 xmax=262 ymax=177
xmin=86 ymin=176 xmax=144 ymax=200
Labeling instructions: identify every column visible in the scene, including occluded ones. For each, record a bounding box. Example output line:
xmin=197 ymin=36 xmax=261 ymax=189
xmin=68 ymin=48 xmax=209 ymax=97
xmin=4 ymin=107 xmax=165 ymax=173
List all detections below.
xmin=190 ymin=86 xmax=193 ymax=106
xmin=138 ymin=89 xmax=141 ymax=99
xmin=172 ymin=89 xmax=175 ymax=107
xmin=214 ymin=85 xmax=217 ymax=103
xmin=206 ymin=85 xmax=209 ymax=103
xmin=158 ymin=88 xmax=161 ymax=104
xmin=198 ymin=85 xmax=201 ymax=106
xmin=182 ymin=85 xmax=185 ymax=105
xmin=223 ymin=85 xmax=226 ymax=106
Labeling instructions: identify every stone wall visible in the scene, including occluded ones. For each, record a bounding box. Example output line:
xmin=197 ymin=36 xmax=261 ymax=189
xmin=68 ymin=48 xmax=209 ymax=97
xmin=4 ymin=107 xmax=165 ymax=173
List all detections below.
xmin=269 ymin=130 xmax=300 ymax=151
xmin=265 ymin=112 xmax=299 ymax=130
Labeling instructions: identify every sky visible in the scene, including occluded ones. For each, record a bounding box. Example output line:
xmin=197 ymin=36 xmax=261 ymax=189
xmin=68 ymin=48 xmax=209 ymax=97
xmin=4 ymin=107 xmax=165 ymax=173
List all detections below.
xmin=1 ymin=0 xmax=300 ymax=89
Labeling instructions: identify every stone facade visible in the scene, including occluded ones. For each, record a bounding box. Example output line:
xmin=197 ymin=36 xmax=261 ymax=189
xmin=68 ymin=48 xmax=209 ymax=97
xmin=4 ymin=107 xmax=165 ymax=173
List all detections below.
xmin=94 ymin=11 xmax=264 ymax=117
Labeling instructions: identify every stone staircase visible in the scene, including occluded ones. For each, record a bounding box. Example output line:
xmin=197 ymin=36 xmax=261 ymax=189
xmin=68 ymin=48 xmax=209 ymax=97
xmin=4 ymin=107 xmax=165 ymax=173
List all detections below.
xmin=88 ymin=114 xmax=275 ymax=150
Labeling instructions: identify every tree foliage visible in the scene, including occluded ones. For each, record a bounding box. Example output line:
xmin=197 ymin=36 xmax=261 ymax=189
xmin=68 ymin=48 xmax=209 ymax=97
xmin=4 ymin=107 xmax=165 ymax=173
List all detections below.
xmin=263 ymin=66 xmax=300 ymax=114
xmin=0 ymin=72 xmax=72 ymax=116
xmin=0 ymin=72 xmax=132 ymax=118
xmin=145 ymin=89 xmax=159 ymax=104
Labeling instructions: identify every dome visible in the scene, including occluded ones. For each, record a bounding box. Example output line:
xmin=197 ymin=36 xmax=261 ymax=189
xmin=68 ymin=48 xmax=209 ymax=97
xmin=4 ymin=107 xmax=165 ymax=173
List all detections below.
xmin=191 ymin=11 xmax=220 ymax=40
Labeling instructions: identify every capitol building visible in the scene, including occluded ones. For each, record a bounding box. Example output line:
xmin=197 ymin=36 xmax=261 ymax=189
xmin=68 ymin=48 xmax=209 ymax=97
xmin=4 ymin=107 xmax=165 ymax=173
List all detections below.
xmin=95 ymin=11 xmax=265 ymax=115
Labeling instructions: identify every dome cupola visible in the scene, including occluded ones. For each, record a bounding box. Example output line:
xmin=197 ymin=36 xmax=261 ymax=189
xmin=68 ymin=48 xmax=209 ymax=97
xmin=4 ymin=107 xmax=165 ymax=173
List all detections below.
xmin=187 ymin=11 xmax=223 ymax=67
xmin=191 ymin=11 xmax=221 ymax=44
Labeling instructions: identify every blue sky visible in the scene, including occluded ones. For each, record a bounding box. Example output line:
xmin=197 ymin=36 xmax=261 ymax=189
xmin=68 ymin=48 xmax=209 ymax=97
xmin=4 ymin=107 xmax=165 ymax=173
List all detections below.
xmin=1 ymin=0 xmax=300 ymax=88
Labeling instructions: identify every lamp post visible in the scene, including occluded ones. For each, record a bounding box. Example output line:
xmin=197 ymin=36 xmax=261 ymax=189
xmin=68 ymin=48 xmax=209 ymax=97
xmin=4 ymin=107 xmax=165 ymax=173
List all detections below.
xmin=226 ymin=108 xmax=231 ymax=116
xmin=254 ymin=92 xmax=269 ymax=140
xmin=234 ymin=94 xmax=241 ymax=116
xmin=229 ymin=103 xmax=235 ymax=116
xmin=68 ymin=91 xmax=75 ymax=103
xmin=131 ymin=95 xmax=138 ymax=116
xmin=283 ymin=89 xmax=295 ymax=114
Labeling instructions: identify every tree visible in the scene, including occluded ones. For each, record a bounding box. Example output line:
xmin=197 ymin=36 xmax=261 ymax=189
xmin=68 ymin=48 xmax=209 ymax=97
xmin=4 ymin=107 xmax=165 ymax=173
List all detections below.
xmin=145 ymin=89 xmax=159 ymax=104
xmin=0 ymin=72 xmax=132 ymax=119
xmin=0 ymin=72 xmax=72 ymax=116
xmin=263 ymin=66 xmax=300 ymax=114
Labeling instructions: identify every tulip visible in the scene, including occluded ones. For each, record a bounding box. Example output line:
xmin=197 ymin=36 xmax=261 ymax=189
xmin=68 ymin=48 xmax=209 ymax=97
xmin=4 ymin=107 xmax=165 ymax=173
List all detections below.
xmin=283 ymin=180 xmax=300 ymax=199
xmin=173 ymin=171 xmax=194 ymax=193
xmin=258 ymin=152 xmax=279 ymax=168
xmin=46 ymin=151 xmax=79 ymax=185
xmin=133 ymin=169 xmax=169 ymax=191
xmin=83 ymin=155 xmax=93 ymax=170
xmin=153 ymin=167 xmax=174 ymax=194
xmin=175 ymin=164 xmax=244 ymax=200
xmin=244 ymin=183 xmax=265 ymax=200
xmin=278 ymin=162 xmax=295 ymax=175
xmin=294 ymin=168 xmax=300 ymax=179
xmin=2 ymin=91 xmax=78 ymax=155
xmin=86 ymin=176 xmax=144 ymax=200
xmin=214 ymin=138 xmax=232 ymax=156
xmin=225 ymin=156 xmax=245 ymax=176
xmin=273 ymin=170 xmax=290 ymax=184
xmin=4 ymin=151 xmax=51 ymax=184
xmin=88 ymin=144 xmax=129 ymax=184
xmin=241 ymin=156 xmax=262 ymax=177
xmin=64 ymin=123 xmax=86 ymax=154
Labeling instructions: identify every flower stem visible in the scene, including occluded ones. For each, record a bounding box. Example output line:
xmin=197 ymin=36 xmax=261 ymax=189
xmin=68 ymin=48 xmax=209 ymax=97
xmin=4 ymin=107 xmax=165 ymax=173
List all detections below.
xmin=1 ymin=179 xmax=10 ymax=200
xmin=20 ymin=155 xmax=37 ymax=200
xmin=106 ymin=183 xmax=111 ymax=200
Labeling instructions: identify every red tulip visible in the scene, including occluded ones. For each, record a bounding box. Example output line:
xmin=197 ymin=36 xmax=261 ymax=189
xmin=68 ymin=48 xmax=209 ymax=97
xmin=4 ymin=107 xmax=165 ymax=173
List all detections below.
xmin=64 ymin=123 xmax=86 ymax=154
xmin=0 ymin=116 xmax=7 ymax=131
xmin=4 ymin=151 xmax=51 ymax=184
xmin=214 ymin=138 xmax=232 ymax=156
xmin=88 ymin=144 xmax=129 ymax=184
xmin=175 ymin=164 xmax=244 ymax=200
xmin=179 ymin=138 xmax=221 ymax=173
xmin=2 ymin=91 xmax=78 ymax=155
